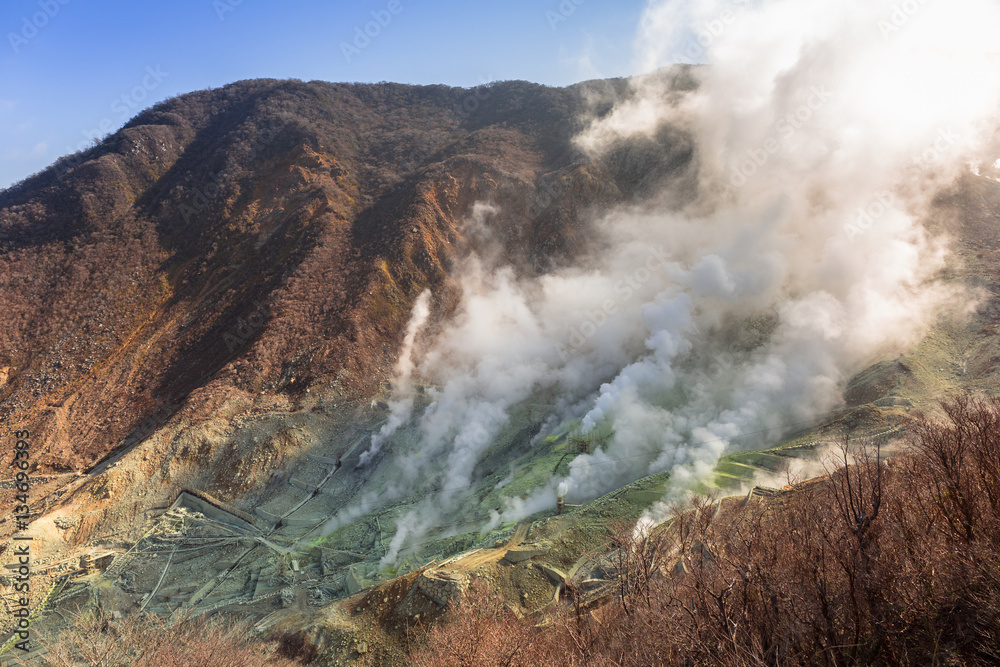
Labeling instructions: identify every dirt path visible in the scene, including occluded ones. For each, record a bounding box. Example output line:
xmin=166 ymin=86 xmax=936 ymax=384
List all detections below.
xmin=431 ymin=522 xmax=529 ymax=573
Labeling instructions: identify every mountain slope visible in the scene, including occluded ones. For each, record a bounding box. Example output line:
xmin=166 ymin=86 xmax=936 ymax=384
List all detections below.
xmin=4 ymin=71 xmax=1000 ymax=665
xmin=0 ymin=76 xmax=692 ymax=476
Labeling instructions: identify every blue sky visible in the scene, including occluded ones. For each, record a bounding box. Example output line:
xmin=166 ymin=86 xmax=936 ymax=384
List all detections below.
xmin=0 ymin=0 xmax=652 ymax=189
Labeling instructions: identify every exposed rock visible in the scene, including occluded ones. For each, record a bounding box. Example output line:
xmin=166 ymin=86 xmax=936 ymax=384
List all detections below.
xmin=416 ymin=569 xmax=470 ymax=606
xmin=346 ymin=563 xmax=373 ymax=596
xmin=503 ymin=546 xmax=546 ymax=563
xmin=53 ymin=516 xmax=80 ymax=530
xmin=536 ymin=563 xmax=567 ymax=585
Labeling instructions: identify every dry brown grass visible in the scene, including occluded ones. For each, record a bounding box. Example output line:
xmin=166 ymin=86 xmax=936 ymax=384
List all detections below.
xmin=410 ymin=579 xmax=550 ymax=667
xmin=19 ymin=609 xmax=301 ymax=667
xmin=412 ymin=395 xmax=1000 ymax=666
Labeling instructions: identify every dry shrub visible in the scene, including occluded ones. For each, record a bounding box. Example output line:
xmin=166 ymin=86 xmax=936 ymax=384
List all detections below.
xmin=414 ymin=395 xmax=1000 ymax=666
xmin=410 ymin=579 xmax=549 ymax=667
xmin=21 ymin=609 xmax=300 ymax=667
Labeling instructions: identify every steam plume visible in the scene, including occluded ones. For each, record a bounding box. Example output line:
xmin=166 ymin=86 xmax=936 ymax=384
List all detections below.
xmin=359 ymin=289 xmax=432 ymax=467
xmin=337 ymin=0 xmax=1000 ymax=558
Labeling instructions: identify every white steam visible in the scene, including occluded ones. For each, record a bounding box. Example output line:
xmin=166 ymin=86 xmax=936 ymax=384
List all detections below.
xmin=358 ymin=289 xmax=432 ymax=467
xmin=335 ymin=0 xmax=1000 ymax=560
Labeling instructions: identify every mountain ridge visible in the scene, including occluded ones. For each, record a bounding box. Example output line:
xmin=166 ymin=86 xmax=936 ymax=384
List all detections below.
xmin=0 ymin=74 xmax=693 ymax=491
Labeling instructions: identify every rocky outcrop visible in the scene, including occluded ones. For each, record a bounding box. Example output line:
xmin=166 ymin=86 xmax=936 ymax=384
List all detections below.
xmin=416 ymin=570 xmax=470 ymax=606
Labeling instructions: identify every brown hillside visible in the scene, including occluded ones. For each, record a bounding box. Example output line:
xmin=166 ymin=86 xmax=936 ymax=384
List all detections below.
xmin=0 ymin=75 xmax=692 ymax=479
